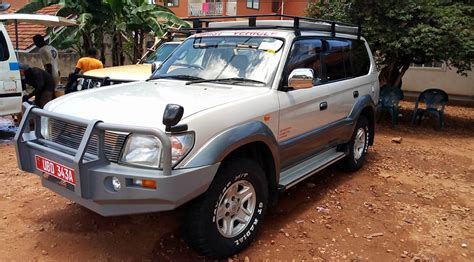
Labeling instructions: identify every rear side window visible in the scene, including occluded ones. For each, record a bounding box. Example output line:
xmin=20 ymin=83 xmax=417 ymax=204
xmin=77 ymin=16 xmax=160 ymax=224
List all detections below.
xmin=351 ymin=40 xmax=371 ymax=77
xmin=0 ymin=31 xmax=10 ymax=61
xmin=323 ymin=40 xmax=351 ymax=82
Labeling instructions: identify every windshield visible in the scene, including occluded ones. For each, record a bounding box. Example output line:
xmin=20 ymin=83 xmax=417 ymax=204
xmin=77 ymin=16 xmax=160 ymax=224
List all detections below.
xmin=144 ymin=43 xmax=179 ymax=64
xmin=151 ymin=36 xmax=284 ymax=86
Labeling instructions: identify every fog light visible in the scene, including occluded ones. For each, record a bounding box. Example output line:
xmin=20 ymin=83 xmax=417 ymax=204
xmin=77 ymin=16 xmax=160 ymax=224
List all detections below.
xmin=112 ymin=177 xmax=121 ymax=191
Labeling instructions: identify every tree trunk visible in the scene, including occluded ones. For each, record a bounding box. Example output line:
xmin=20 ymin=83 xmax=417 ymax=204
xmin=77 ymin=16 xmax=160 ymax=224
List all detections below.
xmin=100 ymin=41 xmax=106 ymax=66
xmin=112 ymin=29 xmax=119 ymax=66
xmin=82 ymin=32 xmax=92 ymax=57
xmin=119 ymin=36 xmax=124 ymax=65
xmin=138 ymin=30 xmax=145 ymax=64
xmin=133 ymin=29 xmax=139 ymax=63
xmin=378 ymin=59 xmax=411 ymax=89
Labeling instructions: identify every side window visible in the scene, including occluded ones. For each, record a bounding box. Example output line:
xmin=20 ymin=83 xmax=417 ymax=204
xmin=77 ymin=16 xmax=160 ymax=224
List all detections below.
xmin=287 ymin=39 xmax=323 ymax=85
xmin=0 ymin=32 xmax=10 ymax=62
xmin=351 ymin=40 xmax=371 ymax=77
xmin=322 ymin=40 xmax=351 ymax=82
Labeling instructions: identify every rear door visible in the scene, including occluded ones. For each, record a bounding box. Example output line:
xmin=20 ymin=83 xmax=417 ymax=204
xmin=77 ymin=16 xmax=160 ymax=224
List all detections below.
xmin=0 ymin=24 xmax=22 ymax=116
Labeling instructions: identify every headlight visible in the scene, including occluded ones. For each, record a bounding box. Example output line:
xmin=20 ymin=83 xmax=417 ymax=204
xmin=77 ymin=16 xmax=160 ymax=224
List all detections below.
xmin=120 ymin=133 xmax=194 ymax=169
xmin=120 ymin=135 xmax=163 ymax=168
xmin=40 ymin=117 xmax=49 ymax=139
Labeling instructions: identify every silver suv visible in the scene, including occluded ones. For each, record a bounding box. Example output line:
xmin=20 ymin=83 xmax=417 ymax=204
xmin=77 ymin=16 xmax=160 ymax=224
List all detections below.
xmin=15 ymin=15 xmax=379 ymax=259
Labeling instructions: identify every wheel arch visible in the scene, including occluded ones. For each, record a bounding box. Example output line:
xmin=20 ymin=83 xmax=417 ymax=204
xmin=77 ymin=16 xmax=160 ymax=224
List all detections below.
xmin=223 ymin=141 xmax=279 ymax=205
xmin=349 ymin=95 xmax=376 ymax=146
xmin=184 ymin=121 xmax=280 ymax=203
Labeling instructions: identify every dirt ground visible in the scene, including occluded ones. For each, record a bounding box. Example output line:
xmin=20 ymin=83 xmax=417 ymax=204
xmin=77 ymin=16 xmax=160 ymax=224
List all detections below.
xmin=0 ymin=101 xmax=472 ymax=261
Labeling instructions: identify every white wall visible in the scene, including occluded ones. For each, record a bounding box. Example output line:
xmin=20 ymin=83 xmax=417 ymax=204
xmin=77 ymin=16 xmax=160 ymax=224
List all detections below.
xmin=403 ymin=65 xmax=474 ymax=97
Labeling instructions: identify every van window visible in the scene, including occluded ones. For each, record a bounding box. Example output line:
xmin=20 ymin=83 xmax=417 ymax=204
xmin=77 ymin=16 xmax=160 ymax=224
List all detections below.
xmin=287 ymin=39 xmax=323 ymax=84
xmin=351 ymin=40 xmax=370 ymax=77
xmin=0 ymin=31 xmax=10 ymax=61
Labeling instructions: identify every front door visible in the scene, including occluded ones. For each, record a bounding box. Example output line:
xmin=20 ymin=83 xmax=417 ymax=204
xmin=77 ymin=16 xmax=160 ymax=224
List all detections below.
xmin=278 ymin=38 xmax=333 ymax=168
xmin=0 ymin=26 xmax=22 ymax=116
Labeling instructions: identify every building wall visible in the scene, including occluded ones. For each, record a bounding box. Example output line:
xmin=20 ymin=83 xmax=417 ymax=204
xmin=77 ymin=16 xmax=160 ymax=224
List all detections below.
xmin=158 ymin=0 xmax=189 ymax=18
xmin=282 ymin=1 xmax=309 ymax=16
xmin=18 ymin=52 xmax=80 ymax=81
xmin=155 ymin=0 xmax=312 ymax=18
xmin=236 ymin=0 xmax=273 ymax=16
xmin=404 ymin=66 xmax=474 ymax=97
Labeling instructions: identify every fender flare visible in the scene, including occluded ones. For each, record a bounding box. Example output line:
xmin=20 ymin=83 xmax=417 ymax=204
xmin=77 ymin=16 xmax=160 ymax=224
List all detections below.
xmin=348 ymin=94 xmax=376 ymax=145
xmin=184 ymin=121 xmax=280 ymax=175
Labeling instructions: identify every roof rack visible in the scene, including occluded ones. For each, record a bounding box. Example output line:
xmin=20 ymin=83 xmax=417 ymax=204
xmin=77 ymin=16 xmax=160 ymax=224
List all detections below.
xmin=183 ymin=14 xmax=362 ymax=40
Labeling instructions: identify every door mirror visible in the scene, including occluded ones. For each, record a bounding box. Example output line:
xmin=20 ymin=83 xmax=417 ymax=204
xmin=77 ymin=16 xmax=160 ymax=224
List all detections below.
xmin=151 ymin=61 xmax=162 ymax=73
xmin=288 ymin=68 xmax=314 ymax=89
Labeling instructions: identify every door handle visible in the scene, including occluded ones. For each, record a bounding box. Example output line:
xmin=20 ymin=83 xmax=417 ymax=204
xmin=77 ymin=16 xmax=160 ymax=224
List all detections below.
xmin=353 ymin=90 xmax=359 ymax=98
xmin=319 ymin=101 xmax=328 ymax=111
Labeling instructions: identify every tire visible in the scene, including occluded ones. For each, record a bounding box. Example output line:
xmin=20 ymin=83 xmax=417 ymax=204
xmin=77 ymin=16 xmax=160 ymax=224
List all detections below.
xmin=183 ymin=158 xmax=269 ymax=259
xmin=344 ymin=116 xmax=370 ymax=171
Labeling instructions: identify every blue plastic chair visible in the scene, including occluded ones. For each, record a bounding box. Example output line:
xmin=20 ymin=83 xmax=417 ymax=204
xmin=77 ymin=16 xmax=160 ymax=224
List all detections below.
xmin=378 ymin=86 xmax=404 ymax=126
xmin=411 ymin=88 xmax=448 ymax=130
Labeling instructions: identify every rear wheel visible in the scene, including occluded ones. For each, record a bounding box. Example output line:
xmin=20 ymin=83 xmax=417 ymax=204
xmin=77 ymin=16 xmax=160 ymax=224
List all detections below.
xmin=183 ymin=158 xmax=268 ymax=259
xmin=344 ymin=116 xmax=370 ymax=171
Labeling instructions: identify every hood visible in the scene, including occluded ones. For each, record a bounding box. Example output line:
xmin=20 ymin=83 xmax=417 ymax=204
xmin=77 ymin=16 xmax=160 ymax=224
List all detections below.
xmin=84 ymin=64 xmax=152 ymax=81
xmin=46 ymin=80 xmax=268 ymax=128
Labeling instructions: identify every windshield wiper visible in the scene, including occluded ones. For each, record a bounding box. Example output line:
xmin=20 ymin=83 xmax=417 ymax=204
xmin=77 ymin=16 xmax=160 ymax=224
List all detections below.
xmin=186 ymin=77 xmax=266 ymax=86
xmin=148 ymin=75 xmax=204 ymax=81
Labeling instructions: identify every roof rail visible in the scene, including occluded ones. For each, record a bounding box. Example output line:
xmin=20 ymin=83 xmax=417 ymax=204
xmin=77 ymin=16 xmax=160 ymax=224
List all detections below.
xmin=183 ymin=14 xmax=362 ymax=39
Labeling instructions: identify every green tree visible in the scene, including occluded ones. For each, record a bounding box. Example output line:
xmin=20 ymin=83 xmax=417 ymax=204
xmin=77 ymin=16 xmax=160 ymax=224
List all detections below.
xmin=105 ymin=0 xmax=188 ymax=65
xmin=307 ymin=0 xmax=474 ymax=88
xmin=17 ymin=0 xmax=188 ymax=65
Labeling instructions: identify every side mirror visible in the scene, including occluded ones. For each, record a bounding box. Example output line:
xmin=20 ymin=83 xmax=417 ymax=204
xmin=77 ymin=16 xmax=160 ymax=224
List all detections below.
xmin=288 ymin=68 xmax=314 ymax=89
xmin=163 ymin=104 xmax=186 ymax=132
xmin=151 ymin=61 xmax=162 ymax=74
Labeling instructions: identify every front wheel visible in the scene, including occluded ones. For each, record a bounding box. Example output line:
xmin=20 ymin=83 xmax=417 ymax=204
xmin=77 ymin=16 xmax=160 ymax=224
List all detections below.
xmin=344 ymin=116 xmax=370 ymax=171
xmin=183 ymin=158 xmax=268 ymax=259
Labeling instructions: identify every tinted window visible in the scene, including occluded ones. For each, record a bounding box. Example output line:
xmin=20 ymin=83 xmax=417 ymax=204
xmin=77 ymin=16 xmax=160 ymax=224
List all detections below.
xmin=287 ymin=39 xmax=323 ymax=83
xmin=0 ymin=32 xmax=10 ymax=61
xmin=144 ymin=43 xmax=179 ymax=64
xmin=352 ymin=40 xmax=370 ymax=77
xmin=323 ymin=40 xmax=351 ymax=82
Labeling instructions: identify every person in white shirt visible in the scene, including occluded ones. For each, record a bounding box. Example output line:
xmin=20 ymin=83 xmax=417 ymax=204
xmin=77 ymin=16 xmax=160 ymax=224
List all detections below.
xmin=33 ymin=34 xmax=60 ymax=86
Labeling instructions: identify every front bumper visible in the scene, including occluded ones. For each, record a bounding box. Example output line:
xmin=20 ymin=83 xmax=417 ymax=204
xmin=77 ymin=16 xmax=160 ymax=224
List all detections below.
xmin=14 ymin=103 xmax=219 ymax=216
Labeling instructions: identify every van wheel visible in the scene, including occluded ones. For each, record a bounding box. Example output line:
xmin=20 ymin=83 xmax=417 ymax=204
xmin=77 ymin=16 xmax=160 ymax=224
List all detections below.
xmin=183 ymin=158 xmax=268 ymax=259
xmin=344 ymin=116 xmax=370 ymax=171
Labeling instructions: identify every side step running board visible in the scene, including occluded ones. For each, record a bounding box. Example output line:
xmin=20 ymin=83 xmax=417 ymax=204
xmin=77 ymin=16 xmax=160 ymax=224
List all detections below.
xmin=278 ymin=148 xmax=346 ymax=190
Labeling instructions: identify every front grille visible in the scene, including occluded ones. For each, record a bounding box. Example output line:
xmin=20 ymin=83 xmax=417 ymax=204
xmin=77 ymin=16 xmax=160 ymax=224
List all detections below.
xmin=47 ymin=119 xmax=127 ymax=162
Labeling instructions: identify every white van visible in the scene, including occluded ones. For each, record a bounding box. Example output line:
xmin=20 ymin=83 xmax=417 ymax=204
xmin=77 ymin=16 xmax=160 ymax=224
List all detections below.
xmin=0 ymin=23 xmax=22 ymax=116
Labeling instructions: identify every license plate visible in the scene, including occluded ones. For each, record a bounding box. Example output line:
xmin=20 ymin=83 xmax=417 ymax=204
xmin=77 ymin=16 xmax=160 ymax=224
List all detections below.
xmin=35 ymin=155 xmax=76 ymax=185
